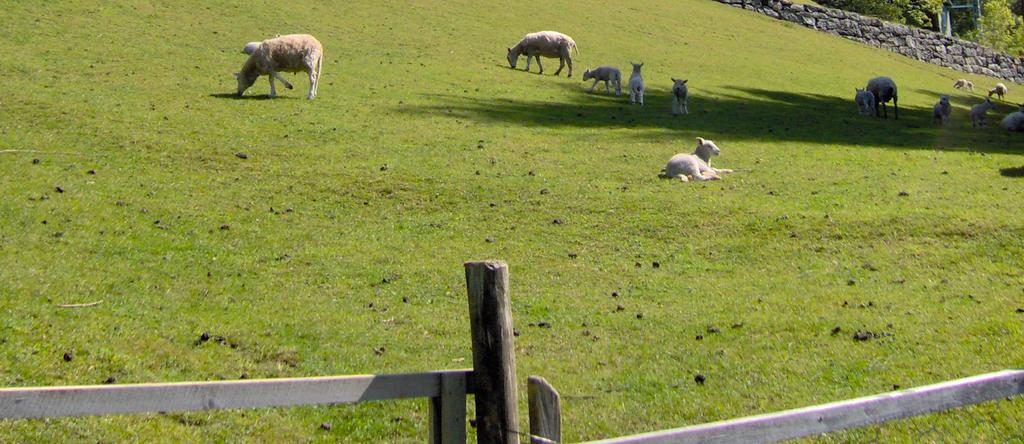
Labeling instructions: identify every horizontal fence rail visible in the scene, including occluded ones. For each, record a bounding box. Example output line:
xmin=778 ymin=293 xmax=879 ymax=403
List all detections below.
xmin=0 ymin=369 xmax=472 ymax=419
xmin=588 ymin=369 xmax=1024 ymax=444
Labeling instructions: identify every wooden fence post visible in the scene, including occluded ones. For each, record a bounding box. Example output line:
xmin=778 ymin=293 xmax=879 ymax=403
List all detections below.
xmin=429 ymin=371 xmax=468 ymax=444
xmin=528 ymin=376 xmax=561 ymax=444
xmin=465 ymin=261 xmax=519 ymax=444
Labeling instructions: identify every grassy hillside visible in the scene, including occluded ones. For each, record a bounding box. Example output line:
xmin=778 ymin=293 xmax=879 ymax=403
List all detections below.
xmin=1 ymin=0 xmax=1023 ymax=442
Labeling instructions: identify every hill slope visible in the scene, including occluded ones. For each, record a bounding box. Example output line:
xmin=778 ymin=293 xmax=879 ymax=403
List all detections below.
xmin=1 ymin=0 xmax=1023 ymax=441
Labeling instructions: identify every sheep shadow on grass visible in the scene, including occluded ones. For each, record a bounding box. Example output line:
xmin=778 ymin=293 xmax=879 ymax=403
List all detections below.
xmin=401 ymin=85 xmax=1024 ymax=154
xmin=999 ymin=166 xmax=1024 ymax=177
xmin=208 ymin=93 xmax=296 ymax=100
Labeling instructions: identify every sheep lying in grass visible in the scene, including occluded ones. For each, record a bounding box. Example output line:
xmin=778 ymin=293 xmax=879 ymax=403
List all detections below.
xmin=988 ymin=83 xmax=1008 ymax=100
xmin=582 ymin=66 xmax=621 ymax=95
xmin=659 ymin=137 xmax=734 ymax=182
xmin=671 ymin=78 xmax=689 ymax=116
xmin=933 ymin=96 xmax=951 ymax=125
xmin=1001 ymin=104 xmax=1024 ymax=132
xmin=866 ymin=76 xmax=898 ymax=119
xmin=953 ymin=79 xmax=974 ymax=92
xmin=506 ymin=31 xmax=579 ymax=77
xmin=970 ymin=97 xmax=997 ymax=128
xmin=855 ymin=88 xmax=876 ymax=116
xmin=628 ymin=62 xmax=644 ymax=106
xmin=235 ymin=34 xmax=323 ymax=99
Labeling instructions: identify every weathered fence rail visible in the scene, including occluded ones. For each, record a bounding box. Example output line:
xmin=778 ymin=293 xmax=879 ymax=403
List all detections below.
xmin=587 ymin=369 xmax=1024 ymax=444
xmin=0 ymin=370 xmax=471 ymax=419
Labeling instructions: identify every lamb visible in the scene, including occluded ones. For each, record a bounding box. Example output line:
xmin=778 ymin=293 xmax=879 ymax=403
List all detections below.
xmin=932 ymin=95 xmax=951 ymax=125
xmin=628 ymin=62 xmax=644 ymax=106
xmin=582 ymin=66 xmax=621 ymax=96
xmin=659 ymin=137 xmax=734 ymax=182
xmin=854 ymin=88 xmax=876 ymax=116
xmin=953 ymin=79 xmax=974 ymax=92
xmin=969 ymin=97 xmax=997 ymax=128
xmin=866 ymin=76 xmax=898 ymax=119
xmin=235 ymin=34 xmax=323 ymax=100
xmin=506 ymin=31 xmax=579 ymax=77
xmin=988 ymin=83 xmax=1008 ymax=100
xmin=1000 ymin=104 xmax=1024 ymax=132
xmin=671 ymin=78 xmax=689 ymax=116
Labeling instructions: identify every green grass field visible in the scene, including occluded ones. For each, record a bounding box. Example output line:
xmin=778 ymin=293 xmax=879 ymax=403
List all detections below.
xmin=2 ymin=0 xmax=1024 ymax=442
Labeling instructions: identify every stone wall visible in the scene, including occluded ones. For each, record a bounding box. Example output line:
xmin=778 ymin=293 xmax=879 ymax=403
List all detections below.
xmin=715 ymin=0 xmax=1024 ymax=83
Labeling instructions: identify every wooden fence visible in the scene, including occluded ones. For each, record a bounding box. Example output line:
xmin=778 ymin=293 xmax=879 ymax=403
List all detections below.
xmin=1 ymin=260 xmax=1022 ymax=443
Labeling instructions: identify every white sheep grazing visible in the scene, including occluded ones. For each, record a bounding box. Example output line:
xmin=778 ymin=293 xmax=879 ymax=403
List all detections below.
xmin=866 ymin=76 xmax=898 ymax=119
xmin=1000 ymin=104 xmax=1024 ymax=132
xmin=988 ymin=83 xmax=1008 ymax=100
xmin=506 ymin=31 xmax=579 ymax=77
xmin=235 ymin=34 xmax=323 ymax=100
xmin=628 ymin=62 xmax=644 ymax=106
xmin=854 ymin=88 xmax=876 ymax=116
xmin=953 ymin=79 xmax=974 ymax=92
xmin=933 ymin=95 xmax=951 ymax=125
xmin=671 ymin=78 xmax=689 ymax=116
xmin=659 ymin=137 xmax=734 ymax=182
xmin=970 ymin=97 xmax=997 ymax=128
xmin=582 ymin=66 xmax=621 ymax=95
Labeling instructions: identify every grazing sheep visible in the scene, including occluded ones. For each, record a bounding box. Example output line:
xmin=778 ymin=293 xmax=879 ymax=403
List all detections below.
xmin=933 ymin=96 xmax=951 ymax=125
xmin=659 ymin=137 xmax=734 ymax=182
xmin=988 ymin=83 xmax=1008 ymax=100
xmin=854 ymin=88 xmax=876 ymax=116
xmin=582 ymin=66 xmax=621 ymax=96
xmin=243 ymin=41 xmax=261 ymax=55
xmin=970 ymin=97 xmax=997 ymax=128
xmin=866 ymin=76 xmax=898 ymax=119
xmin=628 ymin=62 xmax=644 ymax=106
xmin=953 ymin=79 xmax=974 ymax=92
xmin=1000 ymin=104 xmax=1024 ymax=132
xmin=235 ymin=34 xmax=323 ymax=100
xmin=506 ymin=31 xmax=579 ymax=77
xmin=671 ymin=78 xmax=689 ymax=116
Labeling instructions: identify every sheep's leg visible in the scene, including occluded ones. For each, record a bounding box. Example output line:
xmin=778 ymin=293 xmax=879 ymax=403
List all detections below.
xmin=683 ymin=99 xmax=688 ymax=115
xmin=713 ymin=168 xmax=734 ymax=174
xmin=672 ymin=95 xmax=679 ymax=115
xmin=268 ymin=75 xmax=277 ymax=97
xmin=524 ymin=55 xmax=532 ymax=72
xmin=638 ymin=88 xmax=644 ymax=106
xmin=588 ymin=79 xmax=598 ymax=93
xmin=554 ymin=57 xmax=564 ymax=76
xmin=615 ymin=79 xmax=621 ymax=96
xmin=565 ymin=53 xmax=573 ymax=78
xmin=307 ymin=69 xmax=317 ymax=100
xmin=675 ymin=174 xmax=689 ymax=182
xmin=604 ymin=80 xmax=610 ymax=94
xmin=535 ymin=56 xmax=543 ymax=74
xmin=893 ymin=97 xmax=899 ymax=120
xmin=630 ymin=89 xmax=636 ymax=104
xmin=270 ymin=70 xmax=294 ymax=90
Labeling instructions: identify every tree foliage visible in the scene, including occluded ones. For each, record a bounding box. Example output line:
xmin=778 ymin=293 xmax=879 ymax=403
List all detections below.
xmin=977 ymin=0 xmax=1024 ymax=55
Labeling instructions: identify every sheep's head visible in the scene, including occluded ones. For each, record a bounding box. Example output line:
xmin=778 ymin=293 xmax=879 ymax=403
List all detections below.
xmin=630 ymin=62 xmax=643 ymax=73
xmin=234 ymin=71 xmax=258 ymax=97
xmin=694 ymin=137 xmax=721 ymax=162
xmin=507 ymin=48 xmax=518 ymax=69
xmin=672 ymin=78 xmax=687 ymax=89
xmin=939 ymin=96 xmax=950 ymax=106
xmin=582 ymin=69 xmax=593 ymax=81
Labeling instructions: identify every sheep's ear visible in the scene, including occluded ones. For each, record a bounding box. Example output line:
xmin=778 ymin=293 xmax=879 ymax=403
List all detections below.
xmin=507 ymin=47 xmax=511 ymax=53
xmin=682 ymin=79 xmax=687 ymax=84
xmin=233 ymin=72 xmax=240 ymax=79
xmin=671 ymin=78 xmax=677 ymax=82
xmin=696 ymin=137 xmax=705 ymax=145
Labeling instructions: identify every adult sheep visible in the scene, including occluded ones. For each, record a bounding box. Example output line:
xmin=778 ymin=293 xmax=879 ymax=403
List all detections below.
xmin=866 ymin=76 xmax=898 ymax=119
xmin=1001 ymin=104 xmax=1024 ymax=132
xmin=507 ymin=31 xmax=579 ymax=77
xmin=235 ymin=34 xmax=323 ymax=99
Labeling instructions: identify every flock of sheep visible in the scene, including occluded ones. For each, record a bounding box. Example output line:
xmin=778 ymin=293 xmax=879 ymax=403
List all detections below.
xmin=231 ymin=30 xmax=1023 ymax=182
xmin=853 ymin=76 xmax=1024 ymax=131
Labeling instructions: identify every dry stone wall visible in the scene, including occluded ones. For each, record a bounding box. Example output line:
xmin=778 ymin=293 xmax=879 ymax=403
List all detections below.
xmin=716 ymin=0 xmax=1024 ymax=83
